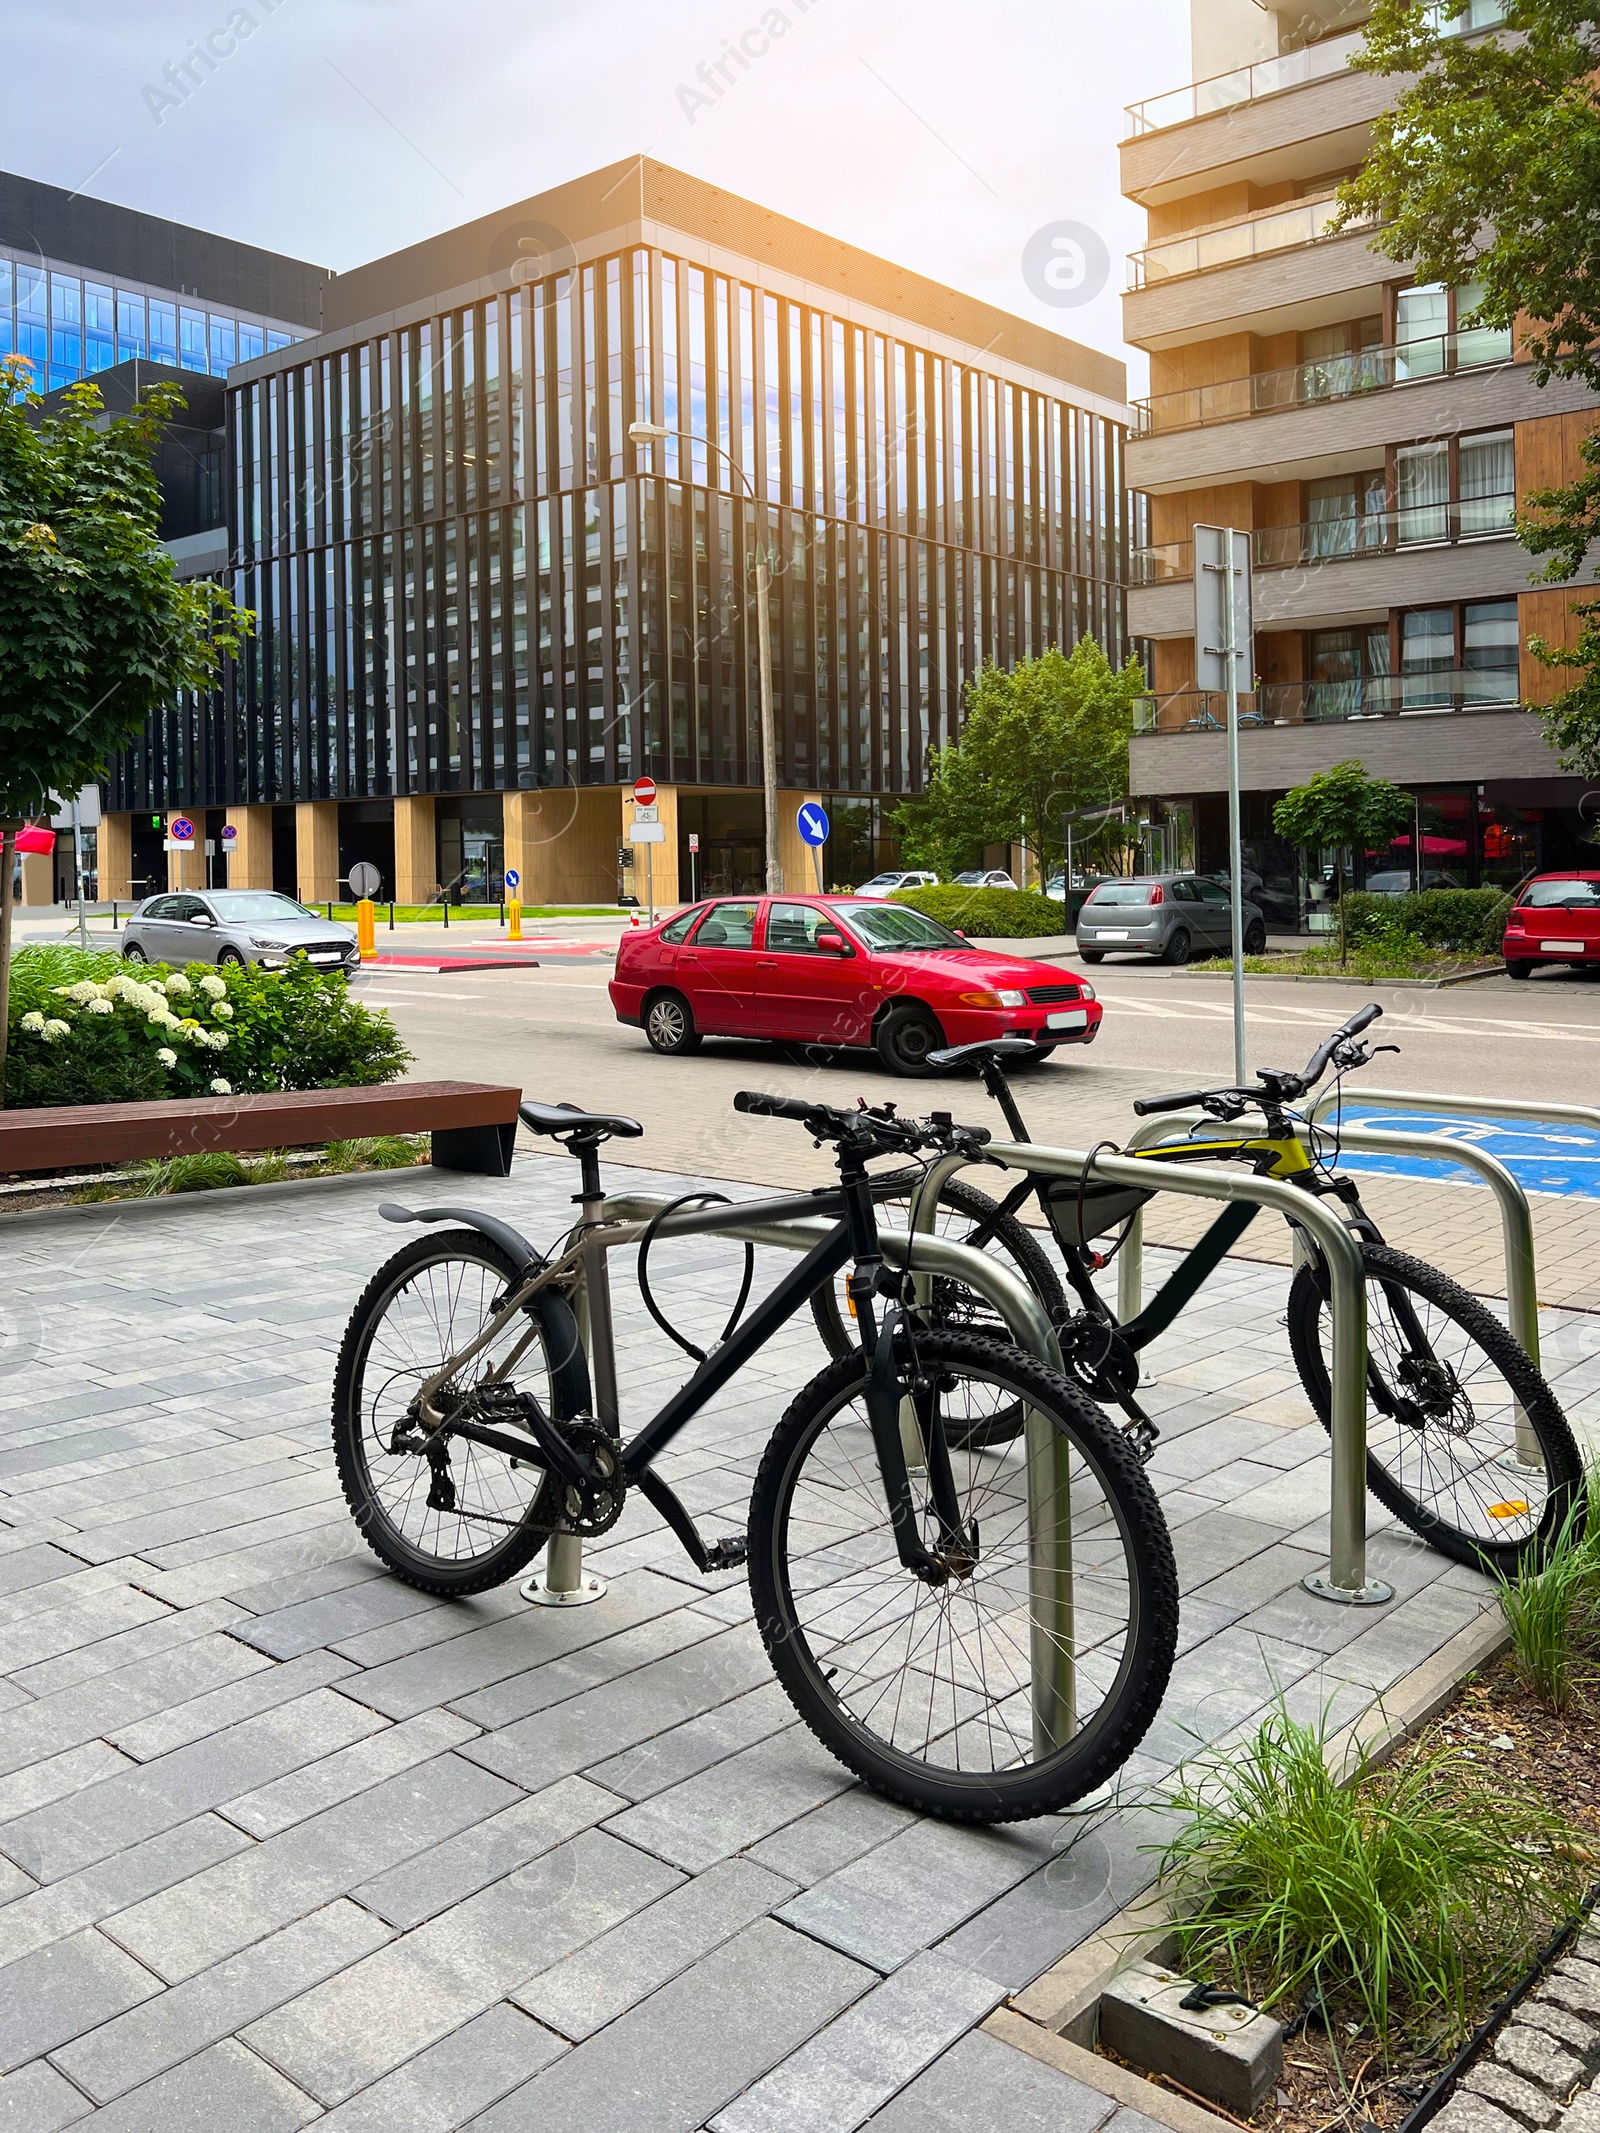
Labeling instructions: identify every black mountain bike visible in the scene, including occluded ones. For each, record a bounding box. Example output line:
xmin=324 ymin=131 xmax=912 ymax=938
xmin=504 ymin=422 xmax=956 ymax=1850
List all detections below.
xmin=331 ymin=1091 xmax=1178 ymax=1823
xmin=812 ymin=1008 xmax=1583 ymax=1577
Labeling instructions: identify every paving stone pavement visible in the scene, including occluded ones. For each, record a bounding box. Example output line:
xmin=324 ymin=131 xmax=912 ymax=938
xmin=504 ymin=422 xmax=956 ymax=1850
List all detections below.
xmin=1 ymin=1156 xmax=1597 ymax=2129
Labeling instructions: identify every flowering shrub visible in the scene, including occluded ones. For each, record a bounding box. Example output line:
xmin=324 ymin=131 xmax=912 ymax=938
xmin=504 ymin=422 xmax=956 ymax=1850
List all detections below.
xmin=3 ymin=946 xmax=410 ymax=1110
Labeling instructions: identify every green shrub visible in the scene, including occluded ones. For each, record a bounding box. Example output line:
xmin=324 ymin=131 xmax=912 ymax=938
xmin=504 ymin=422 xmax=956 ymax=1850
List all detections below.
xmin=888 ymin=885 xmax=1066 ymax=937
xmin=1342 ymin=887 xmax=1510 ymax=955
xmin=1497 ymin=1467 xmax=1600 ymax=1713
xmin=3 ymin=950 xmax=411 ymax=1109
xmin=1158 ymin=1699 xmax=1587 ymax=2050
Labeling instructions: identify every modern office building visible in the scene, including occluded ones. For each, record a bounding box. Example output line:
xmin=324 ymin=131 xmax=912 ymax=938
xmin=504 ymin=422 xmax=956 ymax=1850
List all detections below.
xmin=1121 ymin=0 xmax=1599 ymax=928
xmin=4 ymin=168 xmax=326 ymax=904
xmin=100 ymin=158 xmax=1132 ymax=907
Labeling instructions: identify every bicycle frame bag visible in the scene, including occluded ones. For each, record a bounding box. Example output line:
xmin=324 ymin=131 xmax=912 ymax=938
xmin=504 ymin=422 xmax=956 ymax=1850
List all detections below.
xmin=1043 ymin=1177 xmax=1153 ymax=1246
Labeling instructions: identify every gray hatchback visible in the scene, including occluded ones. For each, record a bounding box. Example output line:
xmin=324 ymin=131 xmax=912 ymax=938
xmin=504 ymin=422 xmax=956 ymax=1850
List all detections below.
xmin=1073 ymin=873 xmax=1267 ymax=965
xmin=121 ymin=889 xmax=360 ymax=976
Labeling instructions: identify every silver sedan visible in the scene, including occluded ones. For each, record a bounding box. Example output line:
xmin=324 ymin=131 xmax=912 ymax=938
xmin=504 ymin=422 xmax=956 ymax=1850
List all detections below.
xmin=121 ymin=889 xmax=360 ymax=975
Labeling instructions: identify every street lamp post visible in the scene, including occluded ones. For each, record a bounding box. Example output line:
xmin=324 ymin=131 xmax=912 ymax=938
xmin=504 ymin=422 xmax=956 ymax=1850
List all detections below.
xmin=629 ymin=422 xmax=781 ymax=894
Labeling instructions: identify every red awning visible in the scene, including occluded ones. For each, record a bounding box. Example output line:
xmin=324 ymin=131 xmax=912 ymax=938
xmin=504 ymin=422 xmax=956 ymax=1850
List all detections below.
xmin=14 ymin=826 xmax=55 ymax=855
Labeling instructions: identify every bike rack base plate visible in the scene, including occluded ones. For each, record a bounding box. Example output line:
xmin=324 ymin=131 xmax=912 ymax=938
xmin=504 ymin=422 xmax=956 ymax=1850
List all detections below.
xmin=1302 ymin=1570 xmax=1394 ymax=1607
xmin=520 ymin=1570 xmax=608 ymax=1607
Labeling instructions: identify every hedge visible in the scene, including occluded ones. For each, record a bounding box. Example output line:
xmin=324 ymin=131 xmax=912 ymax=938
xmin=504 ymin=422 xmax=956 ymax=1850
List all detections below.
xmin=1341 ymin=887 xmax=1510 ymax=955
xmin=887 ymin=885 xmax=1067 ymax=937
xmin=3 ymin=947 xmax=411 ymax=1110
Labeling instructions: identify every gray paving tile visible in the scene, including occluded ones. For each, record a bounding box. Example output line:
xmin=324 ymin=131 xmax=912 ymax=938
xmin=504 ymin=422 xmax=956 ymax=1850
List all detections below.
xmin=63 ymin=2039 xmax=319 ymax=2132
xmin=54 ymin=1898 xmax=392 ymax=2100
xmin=746 ymin=1788 xmax=916 ymax=1887
xmin=600 ymin=1726 xmax=853 ymax=1871
xmin=711 ymin=1950 xmax=1005 ymax=2132
xmin=243 ymin=1828 xmax=682 ymax=2104
xmin=107 ymin=1650 xmax=359 ymax=1760
xmin=862 ymin=2027 xmax=1114 ymax=2133
xmin=514 ymin=1856 xmax=796 ymax=2041
xmin=233 ymin=1576 xmax=444 ymax=1660
xmin=0 ymin=1815 xmax=252 ymax=1973
xmin=314 ymin=2004 xmax=566 ymax=2131
xmin=0 ymin=2060 xmax=93 ymax=2130
xmin=584 ymin=1679 xmax=794 ymax=1802
xmin=222 ymin=1708 xmax=482 ymax=1838
xmin=0 ymin=1926 xmax=161 ymax=2071
xmin=447 ymin=1606 xmax=729 ymax=1733
xmin=0 ymin=1630 xmax=271 ymax=1781
xmin=471 ymin=1918 xmax=872 ymax=2133
xmin=353 ymin=1775 xmax=624 ymax=1928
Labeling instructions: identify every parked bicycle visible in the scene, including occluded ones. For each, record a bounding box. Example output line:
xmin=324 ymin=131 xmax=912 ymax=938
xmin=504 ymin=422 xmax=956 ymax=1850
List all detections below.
xmin=331 ymin=1090 xmax=1178 ymax=1823
xmin=810 ymin=1007 xmax=1584 ymax=1578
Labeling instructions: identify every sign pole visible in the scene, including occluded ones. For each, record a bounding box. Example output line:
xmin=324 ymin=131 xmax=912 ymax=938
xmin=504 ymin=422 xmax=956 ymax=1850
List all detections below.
xmin=645 ymin=839 xmax=654 ymax=927
xmin=1224 ymin=527 xmax=1247 ymax=1087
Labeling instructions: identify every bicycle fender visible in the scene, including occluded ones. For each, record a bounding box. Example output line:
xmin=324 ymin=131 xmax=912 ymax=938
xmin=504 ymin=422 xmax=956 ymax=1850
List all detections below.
xmin=378 ymin=1202 xmax=545 ymax=1276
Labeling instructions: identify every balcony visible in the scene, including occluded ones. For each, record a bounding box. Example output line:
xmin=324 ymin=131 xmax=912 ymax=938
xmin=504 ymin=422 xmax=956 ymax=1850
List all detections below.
xmin=1132 ymin=496 xmax=1517 ymax=586
xmin=1129 ymin=193 xmax=1379 ymax=291
xmin=1123 ymin=0 xmax=1507 ymax=140
xmin=1133 ymin=671 xmax=1522 ymax=737
xmin=1132 ymin=329 xmax=1516 ymax=437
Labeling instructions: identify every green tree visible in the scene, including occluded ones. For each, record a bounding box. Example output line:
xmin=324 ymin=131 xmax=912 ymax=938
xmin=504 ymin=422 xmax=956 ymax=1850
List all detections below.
xmin=0 ymin=359 xmax=250 ymax=1102
xmin=1337 ymin=0 xmax=1600 ymax=774
xmin=893 ymin=639 xmax=1146 ymax=884
xmin=1273 ymin=761 xmax=1415 ymax=968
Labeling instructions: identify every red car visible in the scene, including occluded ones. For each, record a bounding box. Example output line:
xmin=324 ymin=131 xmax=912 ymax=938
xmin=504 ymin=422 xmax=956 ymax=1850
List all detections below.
xmin=1502 ymin=872 xmax=1600 ymax=978
xmin=609 ymin=894 xmax=1103 ymax=1074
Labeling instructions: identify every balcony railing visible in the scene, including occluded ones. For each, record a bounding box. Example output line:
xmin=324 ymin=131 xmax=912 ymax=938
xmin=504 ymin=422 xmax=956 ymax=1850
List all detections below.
xmin=1131 ymin=495 xmax=1517 ymax=585
xmin=1133 ymin=670 xmax=1523 ymax=735
xmin=1124 ymin=1 xmax=1508 ymax=138
xmin=1129 ymin=194 xmax=1375 ymax=290
xmin=1131 ymin=328 xmax=1517 ymax=436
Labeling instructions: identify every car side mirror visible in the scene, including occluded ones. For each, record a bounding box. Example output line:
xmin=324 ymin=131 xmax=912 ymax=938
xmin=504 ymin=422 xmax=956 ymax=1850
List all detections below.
xmin=815 ymin=930 xmax=851 ymax=956
xmin=193 ymin=912 xmax=216 ymax=925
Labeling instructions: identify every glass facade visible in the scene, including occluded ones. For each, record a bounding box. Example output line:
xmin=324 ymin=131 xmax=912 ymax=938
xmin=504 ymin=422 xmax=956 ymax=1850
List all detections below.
xmin=110 ymin=244 xmax=1128 ymax=814
xmin=0 ymin=247 xmax=301 ymax=393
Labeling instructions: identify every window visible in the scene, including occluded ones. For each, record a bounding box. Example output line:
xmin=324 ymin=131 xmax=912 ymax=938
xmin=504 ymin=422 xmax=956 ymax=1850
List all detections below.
xmin=1088 ymin=882 xmax=1157 ymax=906
xmin=838 ymin=903 xmax=964 ymax=950
xmin=1395 ymin=281 xmax=1511 ymax=378
xmin=691 ymin=901 xmax=758 ymax=948
xmin=1459 ymin=430 xmax=1514 ymax=535
xmin=1170 ymin=879 xmax=1199 ymax=902
xmin=659 ymin=904 xmax=705 ymax=943
xmin=237 ymin=323 xmax=265 ymax=363
xmin=179 ymin=308 xmax=207 ymax=371
xmin=1307 ymin=472 xmax=1386 ymax=558
xmin=148 ymin=301 xmax=177 ymax=365
xmin=1308 ymin=624 xmax=1391 ymax=719
xmin=1522 ymin=878 xmax=1600 ymax=909
xmin=1401 ymin=609 xmax=1456 ymax=709
xmin=766 ymin=901 xmax=835 ymax=952
xmin=209 ymin=318 xmax=236 ymax=375
xmin=1463 ymin=599 xmax=1519 ymax=702
xmin=116 ymin=292 xmax=146 ymax=362
xmin=84 ymin=283 xmax=114 ymax=374
xmin=1196 ymin=880 xmax=1231 ymax=906
xmin=1395 ymin=441 xmax=1450 ymax=542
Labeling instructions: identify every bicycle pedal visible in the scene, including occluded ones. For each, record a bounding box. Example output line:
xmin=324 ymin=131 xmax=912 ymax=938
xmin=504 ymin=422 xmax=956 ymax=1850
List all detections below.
xmin=703 ymin=1536 xmax=748 ymax=1572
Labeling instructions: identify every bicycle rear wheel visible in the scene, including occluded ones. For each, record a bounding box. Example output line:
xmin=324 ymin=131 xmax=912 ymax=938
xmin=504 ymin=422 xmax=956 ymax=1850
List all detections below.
xmin=332 ymin=1231 xmax=589 ymax=1595
xmin=1287 ymin=1242 xmax=1582 ymax=1575
xmin=747 ymin=1329 xmax=1178 ymax=1822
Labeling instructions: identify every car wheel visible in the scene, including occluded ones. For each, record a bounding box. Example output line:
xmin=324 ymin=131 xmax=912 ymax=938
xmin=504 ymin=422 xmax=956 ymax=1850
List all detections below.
xmin=1162 ymin=927 xmax=1192 ymax=966
xmin=874 ymin=1003 xmax=945 ymax=1077
xmin=217 ymin=946 xmax=246 ymax=968
xmin=121 ymin=941 xmax=147 ymax=963
xmin=1078 ymin=948 xmax=1104 ymax=964
xmin=1243 ymin=919 xmax=1267 ymax=955
xmin=1505 ymin=959 xmax=1535 ymax=981
xmin=643 ymin=990 xmax=702 ymax=1054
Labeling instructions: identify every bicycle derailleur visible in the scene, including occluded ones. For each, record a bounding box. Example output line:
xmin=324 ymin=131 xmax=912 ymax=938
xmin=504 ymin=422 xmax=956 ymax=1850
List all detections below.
xmin=1055 ymin=1311 xmax=1160 ymax=1464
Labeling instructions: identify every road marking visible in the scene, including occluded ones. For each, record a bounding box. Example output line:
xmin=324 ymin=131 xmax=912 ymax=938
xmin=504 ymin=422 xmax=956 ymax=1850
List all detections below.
xmin=1334 ymin=1105 xmax=1600 ymax=1201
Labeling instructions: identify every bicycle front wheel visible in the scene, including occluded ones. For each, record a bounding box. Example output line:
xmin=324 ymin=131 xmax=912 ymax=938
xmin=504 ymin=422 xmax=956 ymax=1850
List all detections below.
xmin=748 ymin=1329 xmax=1178 ymax=1822
xmin=332 ymin=1231 xmax=590 ymax=1595
xmin=1287 ymin=1242 xmax=1583 ymax=1574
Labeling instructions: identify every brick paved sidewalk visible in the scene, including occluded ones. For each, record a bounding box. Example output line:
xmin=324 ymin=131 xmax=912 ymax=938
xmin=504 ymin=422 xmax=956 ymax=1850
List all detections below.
xmin=0 ymin=1161 xmax=1596 ymax=2131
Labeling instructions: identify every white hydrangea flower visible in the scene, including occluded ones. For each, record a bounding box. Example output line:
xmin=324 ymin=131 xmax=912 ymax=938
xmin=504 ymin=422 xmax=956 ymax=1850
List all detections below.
xmin=84 ymin=998 xmax=115 ymax=1016
xmin=209 ymin=1030 xmax=230 ymax=1050
xmin=157 ymin=1047 xmax=178 ymax=1067
xmin=164 ymin=973 xmax=192 ymax=997
xmin=42 ymin=1019 xmax=70 ymax=1043
xmin=209 ymin=1078 xmax=232 ymax=1095
xmin=198 ymin=974 xmax=226 ymax=999
xmin=20 ymin=1011 xmax=45 ymax=1033
xmin=213 ymin=1002 xmax=234 ymax=1019
xmin=55 ymin=980 xmax=103 ymax=1005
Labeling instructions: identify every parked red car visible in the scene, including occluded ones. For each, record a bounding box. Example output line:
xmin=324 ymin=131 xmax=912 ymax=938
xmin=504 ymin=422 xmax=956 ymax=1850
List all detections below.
xmin=1502 ymin=872 xmax=1600 ymax=978
xmin=609 ymin=895 xmax=1103 ymax=1075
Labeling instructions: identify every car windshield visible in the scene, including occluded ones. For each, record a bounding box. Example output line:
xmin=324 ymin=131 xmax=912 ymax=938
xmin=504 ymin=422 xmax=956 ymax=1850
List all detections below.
xmin=1522 ymin=879 xmax=1600 ymax=909
xmin=858 ymin=874 xmax=903 ymax=889
xmin=837 ymin=904 xmax=966 ymax=952
xmin=1089 ymin=883 xmax=1156 ymax=906
xmin=203 ymin=892 xmax=318 ymax=922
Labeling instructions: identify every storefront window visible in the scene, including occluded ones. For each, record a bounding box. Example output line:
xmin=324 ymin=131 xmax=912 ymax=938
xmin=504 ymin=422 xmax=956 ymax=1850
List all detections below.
xmin=1478 ymin=805 xmax=1543 ymax=888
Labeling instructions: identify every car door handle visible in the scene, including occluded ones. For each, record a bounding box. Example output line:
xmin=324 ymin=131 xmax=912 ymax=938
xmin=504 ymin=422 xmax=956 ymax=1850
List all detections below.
xmin=758 ymin=958 xmax=777 ymax=968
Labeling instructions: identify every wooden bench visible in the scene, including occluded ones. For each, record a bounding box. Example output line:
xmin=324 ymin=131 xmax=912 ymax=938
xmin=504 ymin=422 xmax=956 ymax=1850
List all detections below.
xmin=0 ymin=1080 xmax=522 ymax=1178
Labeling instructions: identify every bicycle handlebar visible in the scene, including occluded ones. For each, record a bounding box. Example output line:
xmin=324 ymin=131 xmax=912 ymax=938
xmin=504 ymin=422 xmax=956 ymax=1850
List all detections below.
xmin=733 ymin=1091 xmax=829 ymax=1127
xmin=1130 ymin=1003 xmax=1384 ymax=1119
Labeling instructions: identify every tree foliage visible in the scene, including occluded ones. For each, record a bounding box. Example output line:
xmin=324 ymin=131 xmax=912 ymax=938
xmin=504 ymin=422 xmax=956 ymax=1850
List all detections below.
xmin=0 ymin=358 xmax=251 ymax=1097
xmin=1338 ymin=0 xmax=1600 ymax=777
xmin=892 ymin=640 xmax=1146 ymax=882
xmin=1273 ymin=761 xmax=1415 ymax=967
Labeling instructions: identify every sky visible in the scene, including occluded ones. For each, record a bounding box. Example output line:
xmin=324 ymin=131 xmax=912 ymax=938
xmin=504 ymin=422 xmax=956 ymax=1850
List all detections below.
xmin=9 ymin=0 xmax=1191 ymax=395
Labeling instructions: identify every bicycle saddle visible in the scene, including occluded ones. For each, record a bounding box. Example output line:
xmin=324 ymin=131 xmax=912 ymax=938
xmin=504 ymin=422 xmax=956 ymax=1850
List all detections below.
xmin=519 ymin=1099 xmax=644 ymax=1140
xmin=926 ymin=1038 xmax=1039 ymax=1070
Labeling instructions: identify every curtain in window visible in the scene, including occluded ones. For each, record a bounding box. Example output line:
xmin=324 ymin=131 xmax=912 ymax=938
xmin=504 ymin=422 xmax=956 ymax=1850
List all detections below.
xmin=1459 ymin=431 xmax=1514 ymax=534
xmin=1396 ymin=443 xmax=1450 ymax=543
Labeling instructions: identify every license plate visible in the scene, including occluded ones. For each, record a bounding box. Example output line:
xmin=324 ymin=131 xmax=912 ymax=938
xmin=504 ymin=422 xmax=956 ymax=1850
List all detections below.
xmin=1095 ymin=929 xmax=1129 ymax=941
xmin=1540 ymin=940 xmax=1587 ymax=954
xmin=309 ymin=951 xmax=341 ymax=962
xmin=1047 ymin=1008 xmax=1088 ymax=1029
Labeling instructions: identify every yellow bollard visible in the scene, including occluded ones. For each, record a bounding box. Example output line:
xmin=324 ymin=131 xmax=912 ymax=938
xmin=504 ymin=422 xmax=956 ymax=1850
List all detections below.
xmin=356 ymin=898 xmax=377 ymax=959
xmin=507 ymin=899 xmax=523 ymax=941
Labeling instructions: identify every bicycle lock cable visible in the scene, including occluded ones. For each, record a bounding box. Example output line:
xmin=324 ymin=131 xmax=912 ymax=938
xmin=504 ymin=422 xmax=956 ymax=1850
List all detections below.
xmin=635 ymin=1193 xmax=757 ymax=1364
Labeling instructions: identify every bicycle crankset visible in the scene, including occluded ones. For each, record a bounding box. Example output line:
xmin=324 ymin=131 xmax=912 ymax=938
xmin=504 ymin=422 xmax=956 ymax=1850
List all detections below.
xmin=553 ymin=1419 xmax=628 ymax=1537
xmin=1056 ymin=1312 xmax=1160 ymax=1463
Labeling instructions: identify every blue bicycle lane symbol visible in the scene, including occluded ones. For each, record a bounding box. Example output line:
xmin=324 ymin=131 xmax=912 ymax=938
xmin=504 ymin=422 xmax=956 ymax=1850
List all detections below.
xmin=1334 ymin=1106 xmax=1600 ymax=1200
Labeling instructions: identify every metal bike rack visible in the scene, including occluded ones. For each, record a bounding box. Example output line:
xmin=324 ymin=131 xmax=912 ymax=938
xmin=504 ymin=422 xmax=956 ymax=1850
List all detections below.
xmin=973 ymin=1137 xmax=1385 ymax=1607
xmin=536 ymin=1193 xmax=1076 ymax=1754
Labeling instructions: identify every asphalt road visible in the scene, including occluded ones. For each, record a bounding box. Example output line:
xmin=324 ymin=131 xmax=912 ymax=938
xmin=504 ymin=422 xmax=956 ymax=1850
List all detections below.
xmin=350 ymin=947 xmax=1600 ymax=1193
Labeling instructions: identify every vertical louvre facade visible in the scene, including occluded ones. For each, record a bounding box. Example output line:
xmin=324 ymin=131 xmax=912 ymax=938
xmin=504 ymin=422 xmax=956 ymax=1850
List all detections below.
xmin=112 ymin=216 xmax=1128 ymax=822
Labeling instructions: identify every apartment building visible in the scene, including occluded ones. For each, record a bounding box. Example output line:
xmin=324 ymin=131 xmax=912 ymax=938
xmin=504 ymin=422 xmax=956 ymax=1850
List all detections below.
xmin=1122 ymin=0 xmax=1598 ymax=928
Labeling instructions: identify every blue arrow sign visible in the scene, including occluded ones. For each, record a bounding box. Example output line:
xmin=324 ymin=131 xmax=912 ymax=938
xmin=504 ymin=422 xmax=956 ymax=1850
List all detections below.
xmin=504 ymin=868 xmax=521 ymax=890
xmin=797 ymin=802 xmax=830 ymax=847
